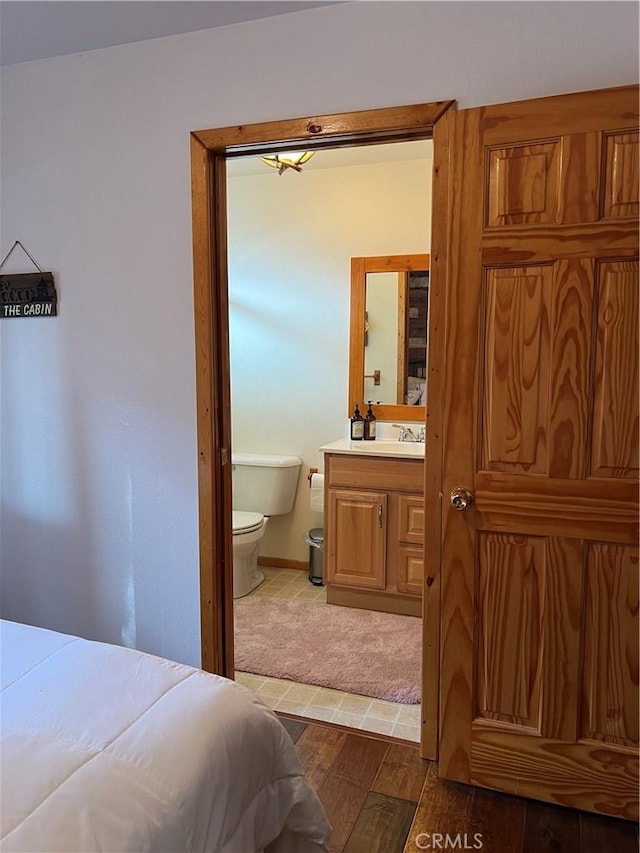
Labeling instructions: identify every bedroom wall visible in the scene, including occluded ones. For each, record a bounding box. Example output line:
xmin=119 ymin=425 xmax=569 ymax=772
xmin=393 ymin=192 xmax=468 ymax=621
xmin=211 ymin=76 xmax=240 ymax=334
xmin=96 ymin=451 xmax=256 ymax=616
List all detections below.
xmin=1 ymin=1 xmax=637 ymax=668
xmin=228 ymin=156 xmax=430 ymax=564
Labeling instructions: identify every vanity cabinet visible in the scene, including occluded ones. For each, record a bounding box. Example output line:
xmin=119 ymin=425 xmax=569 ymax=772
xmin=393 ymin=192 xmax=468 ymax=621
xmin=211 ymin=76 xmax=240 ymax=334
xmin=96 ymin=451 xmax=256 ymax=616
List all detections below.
xmin=324 ymin=453 xmax=424 ymax=616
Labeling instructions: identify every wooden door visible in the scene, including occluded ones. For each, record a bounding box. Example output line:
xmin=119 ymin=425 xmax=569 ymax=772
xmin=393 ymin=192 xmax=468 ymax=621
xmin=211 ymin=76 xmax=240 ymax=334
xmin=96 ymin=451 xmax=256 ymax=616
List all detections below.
xmin=327 ymin=489 xmax=386 ymax=589
xmin=438 ymin=86 xmax=639 ymax=819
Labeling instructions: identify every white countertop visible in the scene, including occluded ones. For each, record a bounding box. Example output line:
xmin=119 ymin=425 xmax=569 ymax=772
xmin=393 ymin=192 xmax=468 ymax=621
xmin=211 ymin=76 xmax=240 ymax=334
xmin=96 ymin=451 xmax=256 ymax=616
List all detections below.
xmin=319 ymin=437 xmax=425 ymax=459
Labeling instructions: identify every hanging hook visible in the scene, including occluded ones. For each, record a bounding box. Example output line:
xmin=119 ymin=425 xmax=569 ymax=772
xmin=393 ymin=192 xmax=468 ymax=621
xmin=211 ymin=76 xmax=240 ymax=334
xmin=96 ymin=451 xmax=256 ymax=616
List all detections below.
xmin=0 ymin=240 xmax=43 ymax=273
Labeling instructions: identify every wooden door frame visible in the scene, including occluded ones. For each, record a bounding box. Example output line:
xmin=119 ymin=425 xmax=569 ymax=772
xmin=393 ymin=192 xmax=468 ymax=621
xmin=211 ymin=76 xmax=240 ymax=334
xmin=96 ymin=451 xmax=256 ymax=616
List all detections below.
xmin=190 ymin=99 xmax=455 ymax=757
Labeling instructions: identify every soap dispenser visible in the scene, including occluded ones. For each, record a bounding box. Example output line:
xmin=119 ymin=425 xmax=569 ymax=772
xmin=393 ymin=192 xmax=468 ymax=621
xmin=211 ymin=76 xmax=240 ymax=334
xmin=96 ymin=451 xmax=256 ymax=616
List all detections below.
xmin=364 ymin=401 xmax=377 ymax=441
xmin=350 ymin=403 xmax=364 ymax=440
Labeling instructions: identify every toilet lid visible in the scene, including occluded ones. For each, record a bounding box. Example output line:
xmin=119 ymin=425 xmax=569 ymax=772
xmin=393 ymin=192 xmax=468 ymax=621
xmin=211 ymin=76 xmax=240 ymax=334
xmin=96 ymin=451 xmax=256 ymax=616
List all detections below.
xmin=232 ymin=510 xmax=264 ymax=535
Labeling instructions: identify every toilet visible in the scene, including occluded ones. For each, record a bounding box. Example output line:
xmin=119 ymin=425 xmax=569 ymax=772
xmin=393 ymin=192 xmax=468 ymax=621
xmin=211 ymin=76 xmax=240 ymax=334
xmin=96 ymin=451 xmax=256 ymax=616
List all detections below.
xmin=232 ymin=452 xmax=302 ymax=598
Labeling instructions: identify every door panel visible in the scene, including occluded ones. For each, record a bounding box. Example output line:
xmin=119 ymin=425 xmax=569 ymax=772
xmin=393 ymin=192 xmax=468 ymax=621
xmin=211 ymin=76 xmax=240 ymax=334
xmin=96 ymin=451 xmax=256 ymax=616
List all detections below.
xmin=547 ymin=259 xmax=594 ymax=479
xmin=439 ymin=86 xmax=639 ymax=819
xmin=591 ymin=260 xmax=639 ymax=477
xmin=476 ymin=534 xmax=584 ymax=742
xmin=581 ymin=543 xmax=639 ymax=747
xmin=476 ymin=534 xmax=546 ymax=729
xmin=487 ymin=141 xmax=562 ymax=227
xmin=482 ymin=265 xmax=552 ymax=473
xmin=602 ymin=131 xmax=639 ymax=219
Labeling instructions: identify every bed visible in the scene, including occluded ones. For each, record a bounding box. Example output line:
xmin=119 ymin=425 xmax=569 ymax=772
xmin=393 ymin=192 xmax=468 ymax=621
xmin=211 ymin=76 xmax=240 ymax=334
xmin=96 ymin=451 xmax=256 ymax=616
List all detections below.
xmin=0 ymin=619 xmax=331 ymax=853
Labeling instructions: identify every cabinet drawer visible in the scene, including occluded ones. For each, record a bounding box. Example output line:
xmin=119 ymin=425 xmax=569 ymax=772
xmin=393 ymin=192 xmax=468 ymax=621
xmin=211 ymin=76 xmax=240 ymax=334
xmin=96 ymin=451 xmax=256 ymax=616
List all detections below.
xmin=397 ymin=495 xmax=425 ymax=545
xmin=326 ymin=454 xmax=424 ymax=493
xmin=397 ymin=547 xmax=424 ymax=596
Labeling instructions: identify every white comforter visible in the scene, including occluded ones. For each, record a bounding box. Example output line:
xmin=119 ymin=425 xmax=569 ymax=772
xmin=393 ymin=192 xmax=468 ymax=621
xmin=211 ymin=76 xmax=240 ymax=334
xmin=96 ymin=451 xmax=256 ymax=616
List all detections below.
xmin=0 ymin=620 xmax=330 ymax=853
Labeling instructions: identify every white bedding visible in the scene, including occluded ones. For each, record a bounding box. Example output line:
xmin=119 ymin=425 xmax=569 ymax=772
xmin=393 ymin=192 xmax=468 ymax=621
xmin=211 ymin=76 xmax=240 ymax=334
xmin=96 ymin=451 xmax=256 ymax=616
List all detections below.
xmin=0 ymin=620 xmax=331 ymax=853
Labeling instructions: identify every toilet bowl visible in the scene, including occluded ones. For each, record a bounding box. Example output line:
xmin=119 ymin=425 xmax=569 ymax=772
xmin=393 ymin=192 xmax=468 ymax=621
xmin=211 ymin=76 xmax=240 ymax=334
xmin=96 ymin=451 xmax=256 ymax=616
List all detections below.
xmin=231 ymin=451 xmax=301 ymax=600
xmin=232 ymin=511 xmax=268 ymax=598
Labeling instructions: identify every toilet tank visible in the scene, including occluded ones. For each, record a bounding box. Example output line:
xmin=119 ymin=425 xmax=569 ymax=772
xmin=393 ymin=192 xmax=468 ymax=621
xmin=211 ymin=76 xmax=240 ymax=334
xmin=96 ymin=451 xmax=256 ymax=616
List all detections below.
xmin=232 ymin=452 xmax=302 ymax=515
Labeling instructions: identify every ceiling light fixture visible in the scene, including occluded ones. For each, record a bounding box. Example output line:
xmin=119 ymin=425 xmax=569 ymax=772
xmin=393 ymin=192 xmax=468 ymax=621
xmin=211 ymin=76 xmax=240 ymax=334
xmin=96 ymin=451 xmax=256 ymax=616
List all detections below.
xmin=259 ymin=151 xmax=315 ymax=175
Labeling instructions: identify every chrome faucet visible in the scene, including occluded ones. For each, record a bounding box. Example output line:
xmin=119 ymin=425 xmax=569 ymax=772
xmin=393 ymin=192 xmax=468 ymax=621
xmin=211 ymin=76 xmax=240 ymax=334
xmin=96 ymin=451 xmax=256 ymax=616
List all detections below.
xmin=395 ymin=425 xmax=417 ymax=442
xmin=393 ymin=424 xmax=425 ymax=443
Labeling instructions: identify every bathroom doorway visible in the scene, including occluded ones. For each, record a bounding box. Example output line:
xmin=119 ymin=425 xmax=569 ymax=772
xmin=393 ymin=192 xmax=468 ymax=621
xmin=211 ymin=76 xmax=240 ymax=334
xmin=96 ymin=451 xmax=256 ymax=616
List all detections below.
xmin=227 ymin=141 xmax=432 ymax=742
xmin=190 ymin=101 xmax=454 ymax=757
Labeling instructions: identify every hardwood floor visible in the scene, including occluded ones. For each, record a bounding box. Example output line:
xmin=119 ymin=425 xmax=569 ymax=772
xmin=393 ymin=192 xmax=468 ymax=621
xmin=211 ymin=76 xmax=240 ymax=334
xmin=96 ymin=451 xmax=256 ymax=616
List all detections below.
xmin=278 ymin=715 xmax=640 ymax=853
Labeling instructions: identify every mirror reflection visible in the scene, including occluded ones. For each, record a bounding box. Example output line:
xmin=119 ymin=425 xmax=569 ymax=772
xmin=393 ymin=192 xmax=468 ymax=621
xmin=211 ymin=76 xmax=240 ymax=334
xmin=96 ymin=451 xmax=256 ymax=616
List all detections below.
xmin=349 ymin=254 xmax=429 ymax=423
xmin=364 ymin=269 xmax=429 ymax=405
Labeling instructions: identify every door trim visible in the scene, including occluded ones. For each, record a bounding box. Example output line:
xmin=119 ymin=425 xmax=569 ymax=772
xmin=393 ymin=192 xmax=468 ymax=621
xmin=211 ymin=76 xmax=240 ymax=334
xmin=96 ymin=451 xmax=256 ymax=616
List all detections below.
xmin=190 ymin=99 xmax=455 ymax=758
xmin=422 ymin=105 xmax=454 ymax=758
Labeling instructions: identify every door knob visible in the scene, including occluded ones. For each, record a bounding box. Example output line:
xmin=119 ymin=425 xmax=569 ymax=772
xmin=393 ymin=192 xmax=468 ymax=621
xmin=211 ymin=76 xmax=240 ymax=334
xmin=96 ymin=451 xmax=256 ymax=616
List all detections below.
xmin=450 ymin=488 xmax=474 ymax=511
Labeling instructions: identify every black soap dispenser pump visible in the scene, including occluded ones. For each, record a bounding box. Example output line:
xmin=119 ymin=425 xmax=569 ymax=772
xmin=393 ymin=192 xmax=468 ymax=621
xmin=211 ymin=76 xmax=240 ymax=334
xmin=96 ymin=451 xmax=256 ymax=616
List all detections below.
xmin=364 ymin=401 xmax=377 ymax=441
xmin=350 ymin=403 xmax=364 ymax=440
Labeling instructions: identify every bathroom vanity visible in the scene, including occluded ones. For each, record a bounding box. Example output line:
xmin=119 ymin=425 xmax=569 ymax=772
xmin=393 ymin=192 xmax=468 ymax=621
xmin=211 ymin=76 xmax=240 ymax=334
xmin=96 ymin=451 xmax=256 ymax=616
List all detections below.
xmin=320 ymin=439 xmax=425 ymax=617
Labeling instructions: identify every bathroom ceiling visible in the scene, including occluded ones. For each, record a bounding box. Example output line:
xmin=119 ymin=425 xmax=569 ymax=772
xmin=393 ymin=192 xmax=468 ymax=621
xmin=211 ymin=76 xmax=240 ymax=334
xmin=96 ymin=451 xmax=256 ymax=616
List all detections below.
xmin=0 ymin=1 xmax=343 ymax=66
xmin=227 ymin=139 xmax=434 ymax=177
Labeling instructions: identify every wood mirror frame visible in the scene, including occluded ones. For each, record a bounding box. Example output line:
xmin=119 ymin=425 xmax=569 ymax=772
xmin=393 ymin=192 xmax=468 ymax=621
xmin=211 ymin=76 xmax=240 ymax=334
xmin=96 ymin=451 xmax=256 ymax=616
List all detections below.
xmin=349 ymin=253 xmax=430 ymax=423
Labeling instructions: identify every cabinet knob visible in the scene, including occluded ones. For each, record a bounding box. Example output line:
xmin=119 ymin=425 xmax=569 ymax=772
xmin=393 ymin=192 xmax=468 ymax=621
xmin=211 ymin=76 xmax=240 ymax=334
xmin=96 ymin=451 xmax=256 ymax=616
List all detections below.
xmin=378 ymin=504 xmax=383 ymax=527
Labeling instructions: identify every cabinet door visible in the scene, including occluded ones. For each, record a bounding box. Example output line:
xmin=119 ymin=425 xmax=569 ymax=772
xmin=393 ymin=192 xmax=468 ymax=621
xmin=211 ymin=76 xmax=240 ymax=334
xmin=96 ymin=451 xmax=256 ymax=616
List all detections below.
xmin=327 ymin=489 xmax=386 ymax=589
xmin=397 ymin=547 xmax=424 ymax=596
xmin=397 ymin=494 xmax=425 ymax=546
xmin=394 ymin=494 xmax=424 ymax=596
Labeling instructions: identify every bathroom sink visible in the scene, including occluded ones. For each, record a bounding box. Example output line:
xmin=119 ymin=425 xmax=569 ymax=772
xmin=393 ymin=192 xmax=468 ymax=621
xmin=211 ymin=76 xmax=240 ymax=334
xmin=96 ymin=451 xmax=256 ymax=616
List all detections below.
xmin=350 ymin=440 xmax=424 ymax=457
xmin=319 ymin=438 xmax=425 ymax=458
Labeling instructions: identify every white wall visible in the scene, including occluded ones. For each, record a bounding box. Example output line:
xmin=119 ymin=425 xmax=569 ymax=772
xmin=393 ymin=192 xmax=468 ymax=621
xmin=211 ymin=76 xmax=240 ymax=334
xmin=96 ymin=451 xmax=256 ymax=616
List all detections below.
xmin=228 ymin=157 xmax=430 ymax=562
xmin=1 ymin=2 xmax=637 ymax=667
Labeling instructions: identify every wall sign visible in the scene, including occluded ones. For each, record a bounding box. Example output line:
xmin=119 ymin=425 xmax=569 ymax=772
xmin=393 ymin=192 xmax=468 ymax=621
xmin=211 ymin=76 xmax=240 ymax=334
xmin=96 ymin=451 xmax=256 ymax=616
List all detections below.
xmin=1 ymin=273 xmax=57 ymax=317
xmin=0 ymin=241 xmax=58 ymax=318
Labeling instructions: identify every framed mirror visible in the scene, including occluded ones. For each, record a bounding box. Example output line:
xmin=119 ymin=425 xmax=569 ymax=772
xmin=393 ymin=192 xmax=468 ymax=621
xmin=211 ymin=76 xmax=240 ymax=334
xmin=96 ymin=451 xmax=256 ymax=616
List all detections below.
xmin=348 ymin=254 xmax=429 ymax=423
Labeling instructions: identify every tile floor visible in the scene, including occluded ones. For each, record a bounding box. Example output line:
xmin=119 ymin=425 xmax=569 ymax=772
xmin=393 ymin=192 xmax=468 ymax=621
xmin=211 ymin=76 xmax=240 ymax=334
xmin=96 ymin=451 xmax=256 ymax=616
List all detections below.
xmin=235 ymin=567 xmax=421 ymax=742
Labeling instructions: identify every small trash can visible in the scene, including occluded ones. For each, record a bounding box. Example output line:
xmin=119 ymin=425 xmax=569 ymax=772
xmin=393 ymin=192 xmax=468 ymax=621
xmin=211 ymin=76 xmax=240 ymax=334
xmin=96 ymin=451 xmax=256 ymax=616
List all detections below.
xmin=306 ymin=527 xmax=324 ymax=586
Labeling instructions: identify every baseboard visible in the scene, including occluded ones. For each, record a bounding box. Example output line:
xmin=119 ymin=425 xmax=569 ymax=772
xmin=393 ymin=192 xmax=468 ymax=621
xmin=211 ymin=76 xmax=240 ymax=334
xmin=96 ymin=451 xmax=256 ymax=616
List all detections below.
xmin=257 ymin=557 xmax=309 ymax=571
xmin=327 ymin=585 xmax=422 ymax=617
